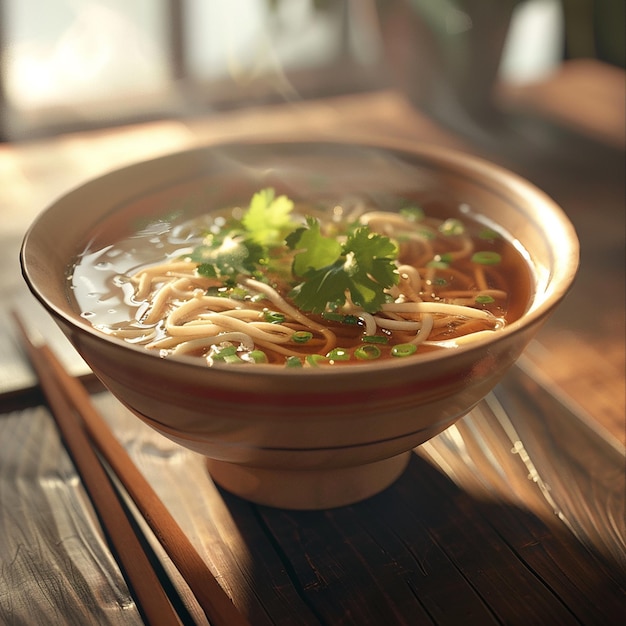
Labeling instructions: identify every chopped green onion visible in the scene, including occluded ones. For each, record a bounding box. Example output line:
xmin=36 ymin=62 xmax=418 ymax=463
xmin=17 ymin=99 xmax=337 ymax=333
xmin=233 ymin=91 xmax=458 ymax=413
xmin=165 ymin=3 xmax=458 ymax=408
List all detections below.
xmin=471 ymin=251 xmax=502 ymax=265
xmin=326 ymin=347 xmax=351 ymax=361
xmin=427 ymin=260 xmax=450 ymax=269
xmin=479 ymin=228 xmax=500 ymax=240
xmin=416 ymin=229 xmax=436 ymax=240
xmin=223 ymin=354 xmax=244 ymax=364
xmin=400 ymin=205 xmax=425 ymax=222
xmin=212 ymin=344 xmax=245 ymax=364
xmin=362 ymin=335 xmax=389 ymax=344
xmin=264 ymin=310 xmax=286 ymax=323
xmin=229 ymin=287 xmax=248 ymax=300
xmin=207 ymin=285 xmax=249 ymax=299
xmin=213 ymin=345 xmax=238 ymax=359
xmin=197 ymin=262 xmax=218 ymax=278
xmin=305 ymin=354 xmax=328 ymax=367
xmin=355 ymin=345 xmax=382 ymax=360
xmin=391 ymin=343 xmax=418 ymax=358
xmin=434 ymin=277 xmax=448 ymax=286
xmin=322 ymin=311 xmax=343 ymax=322
xmin=439 ymin=218 xmax=465 ymax=236
xmin=285 ymin=356 xmax=303 ymax=368
xmin=248 ymin=349 xmax=268 ymax=363
xmin=206 ymin=286 xmax=228 ymax=297
xmin=475 ymin=294 xmax=496 ymax=304
xmin=292 ymin=331 xmax=313 ymax=344
xmin=322 ymin=312 xmax=359 ymax=325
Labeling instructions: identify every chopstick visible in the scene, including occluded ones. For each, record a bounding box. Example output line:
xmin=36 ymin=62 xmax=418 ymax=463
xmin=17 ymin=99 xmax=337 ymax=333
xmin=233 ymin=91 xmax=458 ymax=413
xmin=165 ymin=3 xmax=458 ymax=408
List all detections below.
xmin=13 ymin=313 xmax=251 ymax=626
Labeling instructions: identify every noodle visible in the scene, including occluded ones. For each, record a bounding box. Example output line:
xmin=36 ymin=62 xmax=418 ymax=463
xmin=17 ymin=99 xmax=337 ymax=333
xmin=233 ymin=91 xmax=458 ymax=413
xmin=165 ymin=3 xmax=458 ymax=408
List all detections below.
xmin=74 ymin=190 xmax=531 ymax=367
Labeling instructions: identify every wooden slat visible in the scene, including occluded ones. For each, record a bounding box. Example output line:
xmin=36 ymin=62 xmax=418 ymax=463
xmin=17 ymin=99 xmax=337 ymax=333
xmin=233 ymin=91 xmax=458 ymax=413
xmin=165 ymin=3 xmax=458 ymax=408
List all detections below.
xmin=2 ymin=366 xmax=624 ymax=625
xmin=0 ymin=408 xmax=144 ymax=626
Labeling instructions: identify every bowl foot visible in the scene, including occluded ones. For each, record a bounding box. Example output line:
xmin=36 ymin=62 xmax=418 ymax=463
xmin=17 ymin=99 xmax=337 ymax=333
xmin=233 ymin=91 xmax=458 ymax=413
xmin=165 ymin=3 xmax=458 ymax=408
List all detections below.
xmin=206 ymin=452 xmax=412 ymax=510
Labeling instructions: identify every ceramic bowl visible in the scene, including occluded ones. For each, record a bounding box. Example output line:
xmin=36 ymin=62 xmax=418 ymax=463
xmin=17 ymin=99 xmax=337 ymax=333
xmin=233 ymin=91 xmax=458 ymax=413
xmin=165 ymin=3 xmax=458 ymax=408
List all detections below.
xmin=21 ymin=139 xmax=579 ymax=509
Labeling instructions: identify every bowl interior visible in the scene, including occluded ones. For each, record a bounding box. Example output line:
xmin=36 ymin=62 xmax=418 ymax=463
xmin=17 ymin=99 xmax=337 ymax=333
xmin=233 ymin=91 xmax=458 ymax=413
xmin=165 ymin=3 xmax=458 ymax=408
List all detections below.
xmin=21 ymin=139 xmax=579 ymax=371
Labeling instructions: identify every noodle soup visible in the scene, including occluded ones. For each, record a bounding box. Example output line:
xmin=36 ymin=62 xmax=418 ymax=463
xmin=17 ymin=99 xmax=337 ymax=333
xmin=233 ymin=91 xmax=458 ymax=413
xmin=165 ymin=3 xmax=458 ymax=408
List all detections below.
xmin=71 ymin=189 xmax=532 ymax=367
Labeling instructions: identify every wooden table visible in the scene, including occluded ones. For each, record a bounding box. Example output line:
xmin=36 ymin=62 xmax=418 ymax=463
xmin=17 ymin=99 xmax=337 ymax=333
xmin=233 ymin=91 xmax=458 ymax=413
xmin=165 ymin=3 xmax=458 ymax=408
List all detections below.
xmin=1 ymin=60 xmax=624 ymax=625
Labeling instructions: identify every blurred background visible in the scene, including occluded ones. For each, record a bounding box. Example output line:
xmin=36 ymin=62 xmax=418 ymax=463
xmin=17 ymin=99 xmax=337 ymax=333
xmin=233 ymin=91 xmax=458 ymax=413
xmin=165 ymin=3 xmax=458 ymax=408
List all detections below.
xmin=0 ymin=0 xmax=623 ymax=142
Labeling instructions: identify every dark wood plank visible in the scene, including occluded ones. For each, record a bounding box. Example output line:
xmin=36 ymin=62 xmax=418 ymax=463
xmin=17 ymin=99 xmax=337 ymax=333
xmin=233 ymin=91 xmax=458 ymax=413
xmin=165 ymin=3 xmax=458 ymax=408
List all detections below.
xmin=253 ymin=456 xmax=573 ymax=625
xmin=0 ymin=408 xmax=143 ymax=626
xmin=91 ymin=392 xmax=326 ymax=626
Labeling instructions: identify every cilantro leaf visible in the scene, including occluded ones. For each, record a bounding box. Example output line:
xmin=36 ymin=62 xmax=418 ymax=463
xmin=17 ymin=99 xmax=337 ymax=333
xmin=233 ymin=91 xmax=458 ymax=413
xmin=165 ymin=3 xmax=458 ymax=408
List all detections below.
xmin=286 ymin=217 xmax=342 ymax=276
xmin=345 ymin=227 xmax=399 ymax=288
xmin=186 ymin=188 xmax=399 ymax=315
xmin=191 ymin=235 xmax=265 ymax=279
xmin=241 ymin=188 xmax=296 ymax=246
xmin=289 ymin=261 xmax=352 ymax=313
xmin=288 ymin=223 xmax=399 ymax=314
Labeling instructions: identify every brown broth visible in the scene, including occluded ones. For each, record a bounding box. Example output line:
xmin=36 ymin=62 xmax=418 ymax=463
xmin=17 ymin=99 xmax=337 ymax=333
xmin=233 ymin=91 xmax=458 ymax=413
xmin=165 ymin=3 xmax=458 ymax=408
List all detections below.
xmin=70 ymin=195 xmax=533 ymax=367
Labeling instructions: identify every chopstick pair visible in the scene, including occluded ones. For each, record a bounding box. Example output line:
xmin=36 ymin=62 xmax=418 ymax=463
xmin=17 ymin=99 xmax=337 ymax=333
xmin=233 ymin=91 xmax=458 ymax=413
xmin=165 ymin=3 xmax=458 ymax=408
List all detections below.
xmin=13 ymin=313 xmax=251 ymax=626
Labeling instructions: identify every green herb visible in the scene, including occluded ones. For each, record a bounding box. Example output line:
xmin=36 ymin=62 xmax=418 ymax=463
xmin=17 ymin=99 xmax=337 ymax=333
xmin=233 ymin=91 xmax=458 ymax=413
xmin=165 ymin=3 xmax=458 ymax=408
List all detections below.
xmin=479 ymin=228 xmax=500 ymax=240
xmin=287 ymin=217 xmax=343 ymax=276
xmin=241 ymin=188 xmax=297 ymax=246
xmin=212 ymin=345 xmax=244 ymax=364
xmin=355 ymin=345 xmax=382 ymax=360
xmin=321 ymin=311 xmax=344 ymax=322
xmin=213 ymin=345 xmax=237 ymax=358
xmin=264 ymin=311 xmax=285 ymax=324
xmin=193 ymin=235 xmax=266 ymax=280
xmin=326 ymin=347 xmax=351 ymax=361
xmin=426 ymin=252 xmax=453 ymax=270
xmin=471 ymin=251 xmax=502 ymax=265
xmin=285 ymin=356 xmax=303 ymax=368
xmin=223 ymin=355 xmax=244 ymax=364
xmin=190 ymin=187 xmax=293 ymax=280
xmin=292 ymin=331 xmax=313 ymax=343
xmin=427 ymin=260 xmax=450 ymax=269
xmin=391 ymin=343 xmax=418 ymax=357
xmin=190 ymin=188 xmax=400 ymax=316
xmin=362 ymin=335 xmax=389 ymax=344
xmin=439 ymin=218 xmax=465 ymax=236
xmin=247 ymin=349 xmax=268 ymax=363
xmin=475 ymin=294 xmax=496 ymax=304
xmin=206 ymin=285 xmax=248 ymax=299
xmin=416 ymin=228 xmax=436 ymax=240
xmin=305 ymin=354 xmax=328 ymax=367
xmin=287 ymin=221 xmax=399 ymax=314
xmin=400 ymin=205 xmax=425 ymax=222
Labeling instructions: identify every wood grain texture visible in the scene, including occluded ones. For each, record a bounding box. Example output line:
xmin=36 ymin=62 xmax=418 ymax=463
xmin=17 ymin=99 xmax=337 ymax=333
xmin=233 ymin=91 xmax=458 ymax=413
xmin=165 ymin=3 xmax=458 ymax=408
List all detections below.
xmin=1 ymin=363 xmax=624 ymax=625
xmin=0 ymin=409 xmax=143 ymax=626
xmin=14 ymin=325 xmax=184 ymax=626
xmin=21 ymin=333 xmax=251 ymax=626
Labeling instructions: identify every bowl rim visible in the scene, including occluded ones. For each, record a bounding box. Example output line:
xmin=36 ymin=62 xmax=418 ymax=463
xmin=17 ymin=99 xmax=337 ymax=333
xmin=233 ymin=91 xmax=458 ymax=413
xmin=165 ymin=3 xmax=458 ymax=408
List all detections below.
xmin=20 ymin=136 xmax=580 ymax=378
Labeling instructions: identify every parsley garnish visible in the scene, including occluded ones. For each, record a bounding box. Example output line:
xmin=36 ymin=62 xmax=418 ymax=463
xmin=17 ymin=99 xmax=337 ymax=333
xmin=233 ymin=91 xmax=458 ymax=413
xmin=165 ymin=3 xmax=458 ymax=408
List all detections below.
xmin=241 ymin=188 xmax=297 ymax=246
xmin=189 ymin=188 xmax=400 ymax=314
xmin=192 ymin=235 xmax=265 ymax=279
xmin=191 ymin=187 xmax=294 ymax=279
xmin=287 ymin=219 xmax=399 ymax=314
